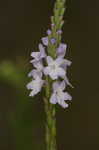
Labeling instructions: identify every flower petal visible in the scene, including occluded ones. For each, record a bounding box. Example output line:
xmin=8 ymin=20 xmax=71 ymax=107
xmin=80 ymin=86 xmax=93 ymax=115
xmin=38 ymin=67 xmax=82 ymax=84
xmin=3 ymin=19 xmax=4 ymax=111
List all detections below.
xmin=46 ymin=56 xmax=54 ymax=64
xmin=33 ymin=60 xmax=44 ymax=71
xmin=60 ymin=59 xmax=71 ymax=70
xmin=59 ymin=101 xmax=69 ymax=108
xmin=55 ymin=57 xmax=64 ymax=66
xmin=64 ymin=76 xmax=74 ymax=88
xmin=39 ymin=43 xmax=46 ymax=58
xmin=64 ymin=59 xmax=72 ymax=66
xmin=26 ymin=80 xmax=34 ymax=90
xmin=56 ymin=67 xmax=66 ymax=77
xmin=50 ymin=93 xmax=57 ymax=104
xmin=52 ymin=81 xmax=60 ymax=91
xmin=57 ymin=97 xmax=68 ymax=108
xmin=60 ymin=80 xmax=66 ymax=90
xmin=27 ymin=77 xmax=44 ymax=97
xmin=41 ymin=37 xmax=48 ymax=46
xmin=50 ymin=38 xmax=56 ymax=44
xmin=57 ymin=43 xmax=67 ymax=58
xmin=28 ymin=70 xmax=34 ymax=77
xmin=47 ymin=29 xmax=52 ymax=35
xmin=28 ymin=69 xmax=42 ymax=79
xmin=43 ymin=67 xmax=50 ymax=75
xmin=31 ymin=52 xmax=40 ymax=59
xmin=29 ymin=90 xmax=35 ymax=96
xmin=49 ymin=71 xmax=58 ymax=80
xmin=29 ymin=90 xmax=37 ymax=97
xmin=57 ymin=30 xmax=62 ymax=34
xmin=64 ymin=92 xmax=72 ymax=101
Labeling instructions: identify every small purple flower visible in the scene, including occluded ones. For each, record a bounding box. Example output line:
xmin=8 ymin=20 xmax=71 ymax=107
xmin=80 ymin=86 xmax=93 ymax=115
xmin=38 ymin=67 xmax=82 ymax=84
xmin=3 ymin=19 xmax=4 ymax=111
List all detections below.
xmin=50 ymin=38 xmax=56 ymax=44
xmin=57 ymin=43 xmax=67 ymax=58
xmin=28 ymin=69 xmax=43 ymax=79
xmin=38 ymin=43 xmax=46 ymax=58
xmin=30 ymin=43 xmax=46 ymax=63
xmin=51 ymin=23 xmax=55 ymax=27
xmin=44 ymin=56 xmax=66 ymax=80
xmin=30 ymin=60 xmax=44 ymax=78
xmin=60 ymin=59 xmax=72 ymax=70
xmin=50 ymin=81 xmax=72 ymax=108
xmin=64 ymin=76 xmax=74 ymax=88
xmin=57 ymin=30 xmax=62 ymax=34
xmin=33 ymin=60 xmax=44 ymax=71
xmin=41 ymin=37 xmax=48 ymax=46
xmin=26 ymin=77 xmax=44 ymax=97
xmin=47 ymin=29 xmax=52 ymax=35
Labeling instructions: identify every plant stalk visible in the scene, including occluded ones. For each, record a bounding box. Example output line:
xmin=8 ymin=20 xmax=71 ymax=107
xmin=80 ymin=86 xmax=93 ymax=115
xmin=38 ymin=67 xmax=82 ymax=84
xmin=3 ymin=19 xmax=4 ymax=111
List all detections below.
xmin=44 ymin=0 xmax=66 ymax=150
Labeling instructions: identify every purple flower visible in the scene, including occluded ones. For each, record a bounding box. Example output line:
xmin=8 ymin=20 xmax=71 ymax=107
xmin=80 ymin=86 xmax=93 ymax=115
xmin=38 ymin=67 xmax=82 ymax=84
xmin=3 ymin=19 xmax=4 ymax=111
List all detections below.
xmin=51 ymin=23 xmax=55 ymax=28
xmin=47 ymin=29 xmax=52 ymax=35
xmin=50 ymin=81 xmax=72 ymax=108
xmin=44 ymin=56 xmax=66 ymax=80
xmin=60 ymin=59 xmax=72 ymax=70
xmin=33 ymin=60 xmax=44 ymax=71
xmin=28 ymin=69 xmax=42 ymax=79
xmin=41 ymin=37 xmax=48 ymax=46
xmin=57 ymin=43 xmax=67 ymax=58
xmin=30 ymin=43 xmax=46 ymax=63
xmin=57 ymin=30 xmax=62 ymax=34
xmin=50 ymin=38 xmax=56 ymax=44
xmin=26 ymin=77 xmax=44 ymax=97
xmin=30 ymin=59 xmax=44 ymax=79
xmin=64 ymin=76 xmax=74 ymax=88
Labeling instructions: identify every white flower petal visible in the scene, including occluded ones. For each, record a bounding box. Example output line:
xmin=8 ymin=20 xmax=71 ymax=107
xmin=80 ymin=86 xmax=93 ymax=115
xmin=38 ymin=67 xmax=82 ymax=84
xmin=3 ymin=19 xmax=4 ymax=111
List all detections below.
xmin=64 ymin=59 xmax=72 ymax=66
xmin=39 ymin=43 xmax=46 ymax=58
xmin=41 ymin=37 xmax=48 ymax=46
xmin=27 ymin=78 xmax=44 ymax=97
xmin=60 ymin=80 xmax=66 ymax=90
xmin=33 ymin=61 xmax=44 ymax=71
xmin=29 ymin=90 xmax=37 ymax=97
xmin=28 ymin=70 xmax=34 ymax=77
xmin=57 ymin=67 xmax=66 ymax=77
xmin=44 ymin=67 xmax=50 ymax=75
xmin=56 ymin=96 xmax=68 ymax=108
xmin=31 ymin=52 xmax=40 ymax=59
xmin=60 ymin=43 xmax=67 ymax=51
xmin=50 ymin=93 xmax=57 ymax=104
xmin=50 ymin=80 xmax=72 ymax=108
xmin=26 ymin=80 xmax=34 ymax=90
xmin=64 ymin=76 xmax=74 ymax=88
xmin=64 ymin=92 xmax=72 ymax=101
xmin=57 ymin=43 xmax=67 ymax=58
xmin=59 ymin=100 xmax=68 ymax=108
xmin=55 ymin=57 xmax=64 ymax=66
xmin=34 ymin=70 xmax=42 ymax=79
xmin=46 ymin=56 xmax=54 ymax=65
xmin=52 ymin=81 xmax=60 ymax=91
xmin=49 ymin=71 xmax=58 ymax=80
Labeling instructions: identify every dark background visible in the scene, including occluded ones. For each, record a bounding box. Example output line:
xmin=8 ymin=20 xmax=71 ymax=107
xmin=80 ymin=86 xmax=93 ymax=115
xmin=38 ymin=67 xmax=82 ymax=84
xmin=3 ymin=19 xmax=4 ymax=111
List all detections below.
xmin=0 ymin=0 xmax=99 ymax=150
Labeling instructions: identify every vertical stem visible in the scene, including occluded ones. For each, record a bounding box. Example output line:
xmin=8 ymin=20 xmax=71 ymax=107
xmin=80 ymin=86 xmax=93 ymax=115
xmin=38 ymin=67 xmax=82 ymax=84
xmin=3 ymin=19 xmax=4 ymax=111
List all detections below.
xmin=44 ymin=77 xmax=57 ymax=150
xmin=44 ymin=99 xmax=57 ymax=150
xmin=44 ymin=0 xmax=66 ymax=150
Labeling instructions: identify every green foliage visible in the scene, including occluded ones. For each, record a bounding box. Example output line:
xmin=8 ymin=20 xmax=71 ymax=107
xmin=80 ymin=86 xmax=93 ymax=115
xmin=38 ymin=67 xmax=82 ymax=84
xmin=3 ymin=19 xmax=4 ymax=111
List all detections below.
xmin=0 ymin=61 xmax=34 ymax=150
xmin=0 ymin=61 xmax=26 ymax=89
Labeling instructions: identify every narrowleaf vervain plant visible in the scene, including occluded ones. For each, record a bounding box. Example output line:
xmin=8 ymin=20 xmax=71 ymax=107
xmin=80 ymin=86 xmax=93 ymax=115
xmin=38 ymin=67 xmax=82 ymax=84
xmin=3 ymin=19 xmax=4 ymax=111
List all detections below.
xmin=27 ymin=0 xmax=73 ymax=150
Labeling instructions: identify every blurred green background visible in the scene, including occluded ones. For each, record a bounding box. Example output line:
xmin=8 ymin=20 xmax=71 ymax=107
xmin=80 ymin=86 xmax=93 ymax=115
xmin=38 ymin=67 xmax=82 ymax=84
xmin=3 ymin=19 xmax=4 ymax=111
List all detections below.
xmin=0 ymin=0 xmax=99 ymax=150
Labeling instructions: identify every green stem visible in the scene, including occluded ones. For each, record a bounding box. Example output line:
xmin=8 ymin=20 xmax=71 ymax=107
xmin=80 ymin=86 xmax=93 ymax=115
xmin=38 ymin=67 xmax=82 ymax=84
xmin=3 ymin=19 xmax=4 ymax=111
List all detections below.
xmin=44 ymin=98 xmax=56 ymax=150
xmin=44 ymin=77 xmax=57 ymax=150
xmin=44 ymin=0 xmax=66 ymax=150
xmin=44 ymin=77 xmax=56 ymax=150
